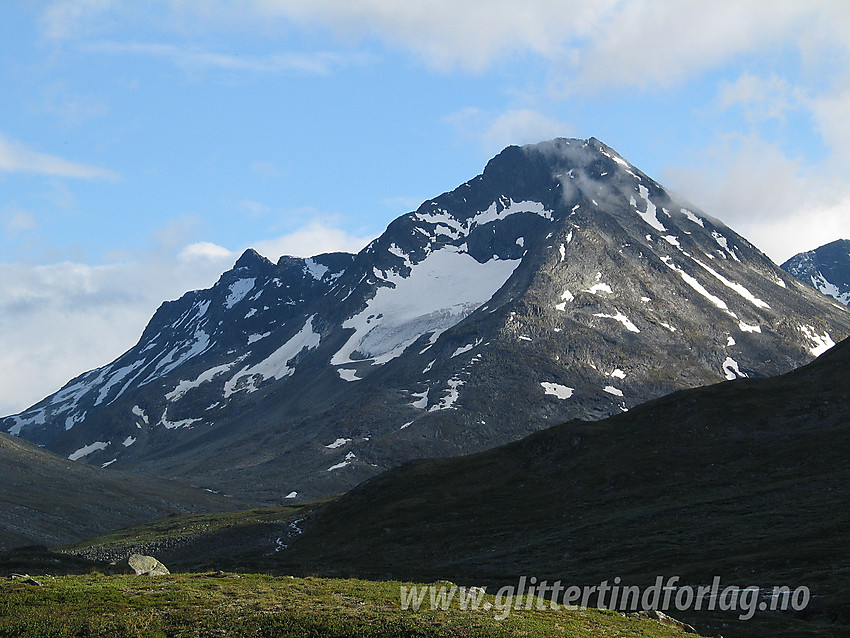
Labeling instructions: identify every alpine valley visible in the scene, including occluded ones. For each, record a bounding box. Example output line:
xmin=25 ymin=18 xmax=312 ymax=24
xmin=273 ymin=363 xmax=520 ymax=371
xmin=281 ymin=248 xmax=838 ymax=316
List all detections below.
xmin=4 ymin=138 xmax=849 ymax=504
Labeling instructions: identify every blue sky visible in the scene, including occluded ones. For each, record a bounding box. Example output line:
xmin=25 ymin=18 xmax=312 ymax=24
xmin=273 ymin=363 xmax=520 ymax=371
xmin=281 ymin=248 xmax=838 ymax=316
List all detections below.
xmin=1 ymin=0 xmax=849 ymax=415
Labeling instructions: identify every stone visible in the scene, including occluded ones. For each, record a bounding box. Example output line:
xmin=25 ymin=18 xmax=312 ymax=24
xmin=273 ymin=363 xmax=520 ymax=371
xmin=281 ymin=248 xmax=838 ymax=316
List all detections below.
xmin=119 ymin=554 xmax=170 ymax=576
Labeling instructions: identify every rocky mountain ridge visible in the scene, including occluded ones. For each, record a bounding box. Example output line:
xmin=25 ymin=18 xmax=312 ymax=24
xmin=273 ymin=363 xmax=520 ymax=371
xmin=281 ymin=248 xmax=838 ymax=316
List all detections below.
xmin=4 ymin=137 xmax=849 ymax=503
xmin=782 ymin=238 xmax=850 ymax=305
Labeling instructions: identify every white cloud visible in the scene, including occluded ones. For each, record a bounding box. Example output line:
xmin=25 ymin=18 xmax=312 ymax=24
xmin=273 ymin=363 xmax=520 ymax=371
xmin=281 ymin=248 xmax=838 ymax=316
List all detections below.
xmin=0 ymin=258 xmax=222 ymax=416
xmin=0 ymin=133 xmax=118 ymax=179
xmin=42 ymin=1 xmax=850 ymax=83
xmin=251 ymin=220 xmax=373 ymax=260
xmin=663 ymin=133 xmax=850 ymax=264
xmin=41 ymin=0 xmax=115 ymax=41
xmin=714 ymin=73 xmax=799 ymax=122
xmin=238 ymin=200 xmax=271 ymax=217
xmin=84 ymin=40 xmax=366 ymax=75
xmin=809 ymin=85 xmax=850 ymax=163
xmin=446 ymin=107 xmax=570 ymax=155
xmin=3 ymin=208 xmax=38 ymax=232
xmin=751 ymin=196 xmax=850 ymax=262
xmin=178 ymin=241 xmax=235 ymax=262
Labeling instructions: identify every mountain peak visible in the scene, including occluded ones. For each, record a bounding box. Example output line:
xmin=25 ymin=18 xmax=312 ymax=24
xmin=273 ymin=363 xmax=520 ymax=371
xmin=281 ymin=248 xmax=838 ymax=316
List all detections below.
xmin=5 ymin=140 xmax=850 ymax=504
xmin=234 ymin=248 xmax=272 ymax=271
xmin=782 ymin=239 xmax=850 ymax=305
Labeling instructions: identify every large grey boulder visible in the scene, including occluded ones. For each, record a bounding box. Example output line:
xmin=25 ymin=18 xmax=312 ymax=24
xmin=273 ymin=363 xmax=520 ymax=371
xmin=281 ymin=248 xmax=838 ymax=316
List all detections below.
xmin=119 ymin=553 xmax=170 ymax=576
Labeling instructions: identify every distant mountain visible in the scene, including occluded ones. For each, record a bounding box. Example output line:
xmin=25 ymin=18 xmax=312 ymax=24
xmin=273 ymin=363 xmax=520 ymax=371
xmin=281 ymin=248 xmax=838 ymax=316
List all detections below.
xmin=4 ymin=138 xmax=850 ymax=503
xmin=781 ymin=238 xmax=850 ymax=305
xmin=283 ymin=335 xmax=850 ymax=626
xmin=0 ymin=431 xmax=242 ymax=551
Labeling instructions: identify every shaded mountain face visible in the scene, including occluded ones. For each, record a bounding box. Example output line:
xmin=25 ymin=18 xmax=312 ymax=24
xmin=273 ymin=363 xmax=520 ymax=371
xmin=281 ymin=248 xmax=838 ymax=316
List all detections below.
xmin=0 ymin=432 xmax=242 ymax=551
xmin=282 ymin=336 xmax=850 ymax=625
xmin=4 ymin=138 xmax=850 ymax=503
xmin=782 ymin=238 xmax=850 ymax=305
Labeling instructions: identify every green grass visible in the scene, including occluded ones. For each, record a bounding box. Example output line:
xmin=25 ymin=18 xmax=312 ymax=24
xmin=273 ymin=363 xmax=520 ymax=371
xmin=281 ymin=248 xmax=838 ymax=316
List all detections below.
xmin=0 ymin=573 xmax=707 ymax=638
xmin=63 ymin=504 xmax=303 ymax=549
xmin=59 ymin=500 xmax=331 ymax=572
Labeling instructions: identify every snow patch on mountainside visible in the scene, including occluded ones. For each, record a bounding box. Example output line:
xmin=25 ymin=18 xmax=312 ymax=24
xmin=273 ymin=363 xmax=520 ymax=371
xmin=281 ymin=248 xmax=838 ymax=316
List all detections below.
xmin=800 ymin=325 xmax=835 ymax=357
xmin=594 ymin=312 xmax=640 ymax=333
xmin=810 ymin=272 xmax=850 ymax=305
xmin=429 ymin=377 xmax=464 ymax=411
xmin=304 ymin=258 xmax=329 ymax=281
xmin=415 ymin=198 xmax=552 ymax=233
xmin=325 ymin=438 xmax=351 ymax=449
xmin=586 ymin=282 xmax=613 ymax=295
xmin=225 ymin=278 xmax=256 ymax=308
xmin=224 ymin=316 xmax=321 ymax=397
xmin=158 ymin=407 xmax=201 ymax=429
xmin=712 ymin=232 xmax=740 ymax=261
xmin=410 ymin=390 xmax=429 ymax=409
xmin=634 ymin=185 xmax=667 ymax=232
xmin=681 ymin=208 xmax=704 ymax=227
xmin=722 ymin=356 xmax=746 ymax=380
xmin=94 ymin=360 xmax=146 ymax=407
xmin=332 ymin=246 xmax=520 ymax=366
xmin=166 ymin=360 xmax=243 ymax=402
xmin=661 ymin=256 xmax=729 ymax=311
xmin=739 ymin=322 xmax=761 ymax=333
xmin=337 ymin=368 xmax=361 ymax=382
xmin=541 ymin=382 xmax=574 ymax=399
xmin=327 ymin=451 xmax=356 ymax=472
xmin=691 ymin=258 xmax=769 ymax=309
xmin=131 ymin=405 xmax=149 ymax=425
xmin=69 ymin=441 xmax=109 ymax=461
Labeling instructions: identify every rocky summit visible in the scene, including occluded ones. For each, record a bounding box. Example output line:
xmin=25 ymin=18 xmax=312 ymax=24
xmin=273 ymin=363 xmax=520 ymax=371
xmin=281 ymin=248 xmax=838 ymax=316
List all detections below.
xmin=782 ymin=238 xmax=850 ymax=305
xmin=4 ymin=138 xmax=850 ymax=503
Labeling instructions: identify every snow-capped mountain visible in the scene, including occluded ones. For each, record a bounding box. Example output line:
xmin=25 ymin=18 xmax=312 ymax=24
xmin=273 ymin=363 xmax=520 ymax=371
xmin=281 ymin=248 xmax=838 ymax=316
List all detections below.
xmin=782 ymin=238 xmax=850 ymax=305
xmin=5 ymin=138 xmax=850 ymax=503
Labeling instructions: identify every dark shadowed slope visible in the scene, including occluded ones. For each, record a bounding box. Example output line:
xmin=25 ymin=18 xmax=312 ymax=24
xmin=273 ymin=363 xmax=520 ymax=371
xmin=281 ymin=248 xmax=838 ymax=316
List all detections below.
xmin=284 ymin=336 xmax=850 ymax=623
xmin=0 ymin=432 xmax=246 ymax=551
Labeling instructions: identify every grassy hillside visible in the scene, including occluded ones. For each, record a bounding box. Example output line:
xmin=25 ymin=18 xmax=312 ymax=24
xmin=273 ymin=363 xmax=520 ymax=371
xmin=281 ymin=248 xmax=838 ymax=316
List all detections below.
xmin=0 ymin=572 xmax=709 ymax=638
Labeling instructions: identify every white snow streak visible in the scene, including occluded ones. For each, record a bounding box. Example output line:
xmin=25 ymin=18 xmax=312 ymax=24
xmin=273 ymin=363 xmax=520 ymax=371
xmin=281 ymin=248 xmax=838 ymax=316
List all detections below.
xmin=594 ymin=312 xmax=640 ymax=333
xmin=635 ymin=185 xmax=667 ymax=232
xmin=691 ymin=258 xmax=769 ymax=309
xmin=661 ymin=256 xmax=729 ymax=311
xmin=225 ymin=316 xmax=321 ymax=397
xmin=586 ymin=283 xmax=613 ymax=295
xmin=68 ymin=441 xmax=109 ymax=461
xmin=325 ymin=438 xmax=351 ymax=449
xmin=738 ymin=322 xmax=762 ymax=333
